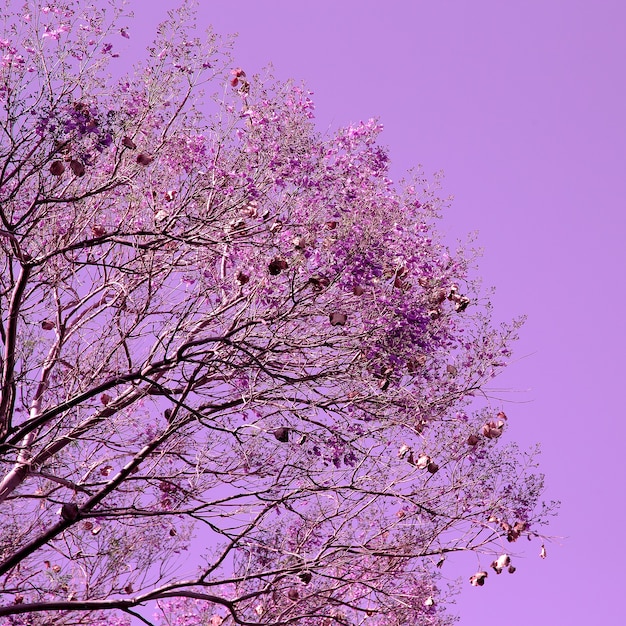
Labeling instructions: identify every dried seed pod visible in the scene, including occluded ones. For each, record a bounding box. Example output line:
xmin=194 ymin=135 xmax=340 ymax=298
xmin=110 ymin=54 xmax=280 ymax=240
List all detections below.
xmin=60 ymin=503 xmax=79 ymax=522
xmin=236 ymin=271 xmax=250 ymax=285
xmin=268 ymin=257 xmax=288 ymax=275
xmin=41 ymin=320 xmax=55 ymax=330
xmin=122 ymin=136 xmax=136 ymax=149
xmin=467 ymin=434 xmax=480 ymax=446
xmin=309 ymin=274 xmax=330 ymax=291
xmin=298 ymin=571 xmax=312 ymax=584
xmin=469 ymin=571 xmax=488 ymax=587
xmin=287 ymin=588 xmax=299 ymax=601
xmin=273 ymin=427 xmax=289 ymax=443
xmin=50 ymin=160 xmax=65 ymax=176
xmin=455 ymin=296 xmax=470 ymax=312
xmin=136 ymin=152 xmax=153 ymax=166
xmin=329 ymin=312 xmax=347 ymax=326
xmin=292 ymin=236 xmax=306 ymax=250
xmin=415 ymin=453 xmax=430 ymax=470
xmin=490 ymin=554 xmax=511 ymax=574
xmin=432 ymin=288 xmax=448 ymax=304
xmin=513 ymin=520 xmax=527 ymax=533
xmin=69 ymin=159 xmax=85 ymax=177
xmin=482 ymin=420 xmax=504 ymax=439
xmin=427 ymin=461 xmax=439 ymax=474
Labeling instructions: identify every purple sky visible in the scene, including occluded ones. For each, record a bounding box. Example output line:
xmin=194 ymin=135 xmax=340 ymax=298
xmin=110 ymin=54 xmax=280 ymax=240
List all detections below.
xmin=92 ymin=0 xmax=626 ymax=623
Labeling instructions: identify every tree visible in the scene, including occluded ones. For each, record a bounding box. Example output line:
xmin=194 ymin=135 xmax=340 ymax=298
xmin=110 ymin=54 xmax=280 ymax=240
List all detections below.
xmin=0 ymin=2 xmax=556 ymax=624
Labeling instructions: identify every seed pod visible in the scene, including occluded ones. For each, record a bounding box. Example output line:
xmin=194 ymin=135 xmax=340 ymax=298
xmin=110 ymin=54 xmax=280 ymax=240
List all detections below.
xmin=292 ymin=236 xmax=306 ymax=250
xmin=491 ymin=554 xmax=511 ymax=574
xmin=455 ymin=296 xmax=470 ymax=312
xmin=482 ymin=420 xmax=504 ymax=439
xmin=469 ymin=571 xmax=488 ymax=587
xmin=50 ymin=160 xmax=65 ymax=176
xmin=427 ymin=461 xmax=439 ymax=474
xmin=268 ymin=257 xmax=288 ymax=275
xmin=415 ymin=453 xmax=430 ymax=470
xmin=41 ymin=320 xmax=55 ymax=330
xmin=309 ymin=274 xmax=330 ymax=291
xmin=136 ymin=152 xmax=153 ymax=166
xmin=236 ymin=271 xmax=250 ymax=285
xmin=69 ymin=159 xmax=85 ymax=177
xmin=273 ymin=427 xmax=289 ymax=443
xmin=122 ymin=136 xmax=136 ymax=149
xmin=60 ymin=503 xmax=79 ymax=522
xmin=329 ymin=312 xmax=347 ymax=326
xmin=467 ymin=434 xmax=480 ymax=446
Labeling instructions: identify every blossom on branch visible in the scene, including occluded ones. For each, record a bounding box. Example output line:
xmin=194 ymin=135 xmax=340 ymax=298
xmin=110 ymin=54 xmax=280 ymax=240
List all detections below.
xmin=0 ymin=2 xmax=555 ymax=625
